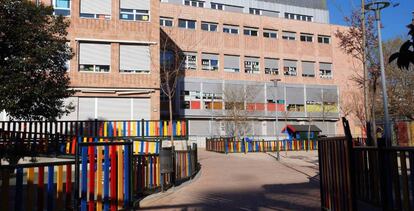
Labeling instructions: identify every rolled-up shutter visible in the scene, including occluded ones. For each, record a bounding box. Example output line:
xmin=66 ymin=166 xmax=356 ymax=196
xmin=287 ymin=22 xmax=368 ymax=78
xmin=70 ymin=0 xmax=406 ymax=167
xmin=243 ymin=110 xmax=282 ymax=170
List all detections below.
xmin=265 ymin=58 xmax=278 ymax=69
xmin=262 ymin=10 xmax=279 ymax=17
xmin=282 ymin=31 xmax=295 ymax=37
xmin=133 ymin=98 xmax=150 ymax=120
xmin=267 ymin=85 xmax=285 ymax=101
xmin=320 ymin=63 xmax=332 ymax=70
xmin=184 ymin=82 xmax=201 ymax=91
xmin=286 ymin=87 xmax=304 ymax=104
xmin=203 ymin=82 xmax=222 ymax=93
xmin=306 ymin=88 xmax=322 ymax=101
xmin=245 ymin=57 xmax=259 ymax=63
xmin=302 ymin=61 xmax=315 ymax=75
xmin=60 ymin=97 xmax=78 ymax=120
xmin=80 ymin=0 xmax=111 ymax=15
xmin=120 ymin=45 xmax=150 ymax=71
xmin=79 ymin=43 xmax=111 ymax=65
xmin=284 ymin=60 xmax=297 ymax=68
xmin=98 ymin=98 xmax=130 ymax=120
xmin=202 ymin=53 xmax=218 ymax=60
xmin=225 ymin=5 xmax=243 ymax=13
xmin=247 ymin=85 xmax=264 ymax=103
xmin=120 ymin=0 xmax=150 ymax=10
xmin=189 ymin=120 xmax=209 ymax=136
xmin=323 ymin=88 xmax=338 ymax=102
xmin=224 ymin=55 xmax=239 ymax=69
xmin=78 ymin=97 xmax=96 ymax=120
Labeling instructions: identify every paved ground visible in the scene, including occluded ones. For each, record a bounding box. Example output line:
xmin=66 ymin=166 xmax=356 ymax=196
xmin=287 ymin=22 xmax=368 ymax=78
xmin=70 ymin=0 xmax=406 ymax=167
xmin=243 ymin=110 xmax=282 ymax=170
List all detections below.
xmin=139 ymin=150 xmax=320 ymax=211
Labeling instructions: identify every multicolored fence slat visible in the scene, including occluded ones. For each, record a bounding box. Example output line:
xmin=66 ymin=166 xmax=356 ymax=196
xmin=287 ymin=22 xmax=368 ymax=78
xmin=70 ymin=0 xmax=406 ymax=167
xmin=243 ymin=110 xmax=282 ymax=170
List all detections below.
xmin=0 ymin=161 xmax=75 ymax=211
xmin=76 ymin=141 xmax=132 ymax=211
xmin=206 ymin=137 xmax=318 ymax=153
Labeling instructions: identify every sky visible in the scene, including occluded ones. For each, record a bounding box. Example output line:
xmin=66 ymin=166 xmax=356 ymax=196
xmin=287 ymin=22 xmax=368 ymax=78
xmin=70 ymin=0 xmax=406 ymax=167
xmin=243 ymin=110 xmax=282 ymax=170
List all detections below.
xmin=328 ymin=0 xmax=414 ymax=40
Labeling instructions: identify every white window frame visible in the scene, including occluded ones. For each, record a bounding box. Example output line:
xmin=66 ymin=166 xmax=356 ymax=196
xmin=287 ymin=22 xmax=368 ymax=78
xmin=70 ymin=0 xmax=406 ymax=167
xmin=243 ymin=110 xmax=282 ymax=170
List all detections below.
xmin=319 ymin=68 xmax=333 ymax=79
xmin=211 ymin=2 xmax=224 ymax=10
xmin=243 ymin=27 xmax=258 ymax=36
xmin=249 ymin=8 xmax=261 ymax=15
xmin=178 ymin=19 xmax=196 ymax=30
xmin=318 ymin=35 xmax=331 ymax=44
xmin=283 ymin=66 xmax=297 ymax=76
xmin=263 ymin=29 xmax=277 ymax=39
xmin=300 ymin=33 xmax=313 ymax=42
xmin=53 ymin=0 xmax=71 ymax=16
xmin=160 ymin=17 xmax=173 ymax=27
xmin=201 ymin=22 xmax=218 ymax=32
xmin=282 ymin=31 xmax=296 ymax=40
xmin=223 ymin=25 xmax=239 ymax=34
xmin=120 ymin=9 xmax=150 ymax=21
xmin=244 ymin=58 xmax=260 ymax=74
xmin=202 ymin=56 xmax=219 ymax=71
xmin=184 ymin=0 xmax=204 ymax=8
xmin=184 ymin=54 xmax=197 ymax=70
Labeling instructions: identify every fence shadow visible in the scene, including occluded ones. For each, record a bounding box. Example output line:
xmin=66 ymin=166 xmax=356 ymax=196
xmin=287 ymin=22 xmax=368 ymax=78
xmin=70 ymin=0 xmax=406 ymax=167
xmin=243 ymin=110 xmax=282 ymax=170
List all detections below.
xmin=140 ymin=181 xmax=320 ymax=211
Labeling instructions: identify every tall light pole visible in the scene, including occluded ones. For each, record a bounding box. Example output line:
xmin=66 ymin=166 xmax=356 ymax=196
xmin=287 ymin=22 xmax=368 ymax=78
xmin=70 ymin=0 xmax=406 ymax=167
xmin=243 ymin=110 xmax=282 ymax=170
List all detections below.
xmin=271 ymin=79 xmax=281 ymax=140
xmin=365 ymin=1 xmax=391 ymax=147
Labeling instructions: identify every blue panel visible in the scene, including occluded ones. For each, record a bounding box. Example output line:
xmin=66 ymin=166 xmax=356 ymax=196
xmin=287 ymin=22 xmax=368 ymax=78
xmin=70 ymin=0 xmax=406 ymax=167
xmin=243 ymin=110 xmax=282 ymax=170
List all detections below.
xmin=81 ymin=147 xmax=88 ymax=211
xmin=123 ymin=121 xmax=127 ymax=136
xmin=104 ymin=145 xmax=110 ymax=211
xmin=124 ymin=145 xmax=130 ymax=207
xmin=47 ymin=165 xmax=54 ymax=211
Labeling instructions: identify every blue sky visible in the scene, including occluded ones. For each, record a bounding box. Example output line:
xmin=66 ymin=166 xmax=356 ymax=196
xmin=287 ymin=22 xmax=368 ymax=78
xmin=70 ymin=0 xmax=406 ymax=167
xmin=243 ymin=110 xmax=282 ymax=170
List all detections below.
xmin=328 ymin=0 xmax=414 ymax=40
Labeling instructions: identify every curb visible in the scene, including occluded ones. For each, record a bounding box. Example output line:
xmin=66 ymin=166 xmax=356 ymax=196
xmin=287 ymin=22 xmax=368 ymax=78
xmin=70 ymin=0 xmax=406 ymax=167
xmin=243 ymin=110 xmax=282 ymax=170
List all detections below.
xmin=136 ymin=167 xmax=202 ymax=208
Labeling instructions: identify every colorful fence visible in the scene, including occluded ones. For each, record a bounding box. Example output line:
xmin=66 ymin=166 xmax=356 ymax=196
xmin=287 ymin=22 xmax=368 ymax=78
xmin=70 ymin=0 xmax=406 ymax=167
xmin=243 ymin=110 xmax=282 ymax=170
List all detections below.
xmin=0 ymin=119 xmax=188 ymax=139
xmin=175 ymin=146 xmax=198 ymax=182
xmin=0 ymin=120 xmax=187 ymax=157
xmin=206 ymin=137 xmax=318 ymax=153
xmin=0 ymin=160 xmax=76 ymax=211
xmin=76 ymin=140 xmax=133 ymax=211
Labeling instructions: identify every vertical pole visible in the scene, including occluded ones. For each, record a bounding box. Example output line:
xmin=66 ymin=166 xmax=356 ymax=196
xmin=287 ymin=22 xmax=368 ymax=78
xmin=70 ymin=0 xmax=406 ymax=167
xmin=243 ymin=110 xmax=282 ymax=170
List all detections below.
xmin=375 ymin=10 xmax=392 ymax=147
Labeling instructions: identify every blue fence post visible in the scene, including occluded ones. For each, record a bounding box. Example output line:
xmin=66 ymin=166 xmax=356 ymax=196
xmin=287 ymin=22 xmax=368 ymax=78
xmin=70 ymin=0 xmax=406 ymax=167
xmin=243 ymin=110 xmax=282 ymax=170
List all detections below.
xmin=224 ymin=138 xmax=228 ymax=154
xmin=81 ymin=146 xmax=88 ymax=211
xmin=104 ymin=145 xmax=110 ymax=211
xmin=124 ymin=144 xmax=130 ymax=208
xmin=47 ymin=165 xmax=54 ymax=211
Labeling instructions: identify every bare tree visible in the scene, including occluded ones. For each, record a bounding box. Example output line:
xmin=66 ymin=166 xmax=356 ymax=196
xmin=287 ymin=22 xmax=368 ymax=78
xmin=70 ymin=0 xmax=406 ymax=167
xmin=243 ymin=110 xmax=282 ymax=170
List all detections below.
xmin=335 ymin=10 xmax=380 ymax=142
xmin=341 ymin=91 xmax=366 ymax=135
xmin=222 ymin=84 xmax=259 ymax=137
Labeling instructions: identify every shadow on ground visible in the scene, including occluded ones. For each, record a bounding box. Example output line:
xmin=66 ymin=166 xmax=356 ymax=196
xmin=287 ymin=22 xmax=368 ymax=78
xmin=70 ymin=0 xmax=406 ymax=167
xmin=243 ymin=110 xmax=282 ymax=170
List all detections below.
xmin=140 ymin=181 xmax=320 ymax=211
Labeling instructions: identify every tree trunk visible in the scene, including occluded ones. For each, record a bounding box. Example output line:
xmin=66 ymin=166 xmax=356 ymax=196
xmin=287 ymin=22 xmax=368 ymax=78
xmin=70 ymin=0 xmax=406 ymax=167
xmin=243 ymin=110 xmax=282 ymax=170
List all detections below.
xmin=168 ymin=96 xmax=174 ymax=147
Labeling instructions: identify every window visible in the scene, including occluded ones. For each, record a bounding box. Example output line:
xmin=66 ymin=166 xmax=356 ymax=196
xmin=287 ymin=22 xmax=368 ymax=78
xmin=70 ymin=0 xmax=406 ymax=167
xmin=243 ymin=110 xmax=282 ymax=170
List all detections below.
xmin=319 ymin=63 xmax=333 ymax=79
xmin=282 ymin=31 xmax=296 ymax=40
xmin=201 ymin=22 xmax=218 ymax=32
xmin=318 ymin=35 xmax=331 ymax=44
xmin=211 ymin=2 xmax=224 ymax=10
xmin=302 ymin=61 xmax=315 ymax=77
xmin=224 ymin=55 xmax=240 ymax=72
xmin=264 ymin=58 xmax=279 ymax=75
xmin=223 ymin=25 xmax=239 ymax=34
xmin=178 ymin=19 xmax=196 ymax=29
xmin=300 ymin=33 xmax=313 ymax=42
xmin=184 ymin=52 xmax=197 ymax=70
xmin=287 ymin=104 xmax=305 ymax=112
xmin=224 ymin=4 xmax=243 ymax=13
xmin=80 ymin=0 xmax=111 ymax=19
xmin=243 ymin=27 xmax=258 ymax=36
xmin=184 ymin=0 xmax=204 ymax=8
xmin=120 ymin=9 xmax=149 ymax=21
xmin=263 ymin=29 xmax=277 ymax=39
xmin=283 ymin=60 xmax=297 ymax=76
xmin=203 ymin=93 xmax=223 ymax=110
xmin=53 ymin=0 xmax=70 ymax=16
xmin=119 ymin=44 xmax=150 ymax=73
xmin=160 ymin=51 xmax=174 ymax=68
xmin=249 ymin=8 xmax=261 ymax=15
xmin=79 ymin=43 xmax=111 ymax=72
xmin=202 ymin=53 xmax=219 ymax=71
xmin=244 ymin=57 xmax=260 ymax=74
xmin=181 ymin=91 xmax=201 ymax=109
xmin=160 ymin=17 xmax=173 ymax=27
xmin=285 ymin=12 xmax=313 ymax=22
